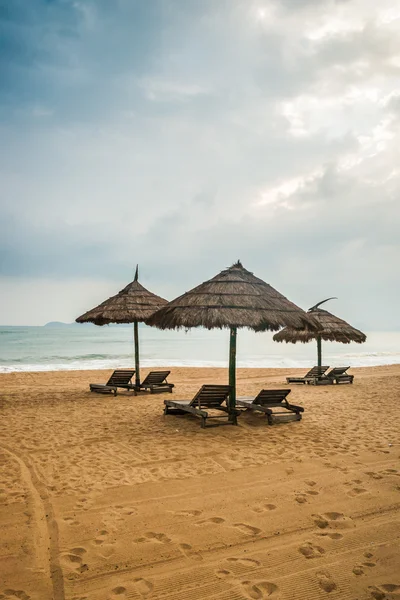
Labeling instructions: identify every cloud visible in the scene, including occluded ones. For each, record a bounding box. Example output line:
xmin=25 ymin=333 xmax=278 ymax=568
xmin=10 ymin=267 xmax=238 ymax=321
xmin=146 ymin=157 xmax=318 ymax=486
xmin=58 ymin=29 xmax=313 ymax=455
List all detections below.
xmin=0 ymin=0 xmax=399 ymax=327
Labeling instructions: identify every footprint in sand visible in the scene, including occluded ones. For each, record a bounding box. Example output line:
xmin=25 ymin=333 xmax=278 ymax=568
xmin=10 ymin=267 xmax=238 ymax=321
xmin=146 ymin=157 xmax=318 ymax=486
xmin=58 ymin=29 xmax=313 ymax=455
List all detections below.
xmin=195 ymin=517 xmax=225 ymax=526
xmin=369 ymin=584 xmax=400 ymax=599
xmin=179 ymin=543 xmax=203 ymax=561
xmin=133 ymin=578 xmax=154 ymax=598
xmin=62 ymin=516 xmax=80 ymax=526
xmin=364 ymin=471 xmax=383 ymax=480
xmin=115 ymin=505 xmax=137 ymax=518
xmin=253 ymin=503 xmax=277 ymax=513
xmin=295 ymin=494 xmax=308 ymax=504
xmin=115 ymin=504 xmax=133 ymax=512
xmin=226 ymin=557 xmax=261 ymax=568
xmin=134 ymin=532 xmax=172 ymax=544
xmin=74 ymin=497 xmax=91 ymax=511
xmin=348 ymin=487 xmax=368 ymax=497
xmin=305 ymin=480 xmax=317 ymax=487
xmin=316 ymin=570 xmax=337 ymax=593
xmin=171 ymin=509 xmax=202 ymax=517
xmin=298 ymin=542 xmax=325 ymax=559
xmin=215 ymin=569 xmax=234 ymax=580
xmin=110 ymin=587 xmax=127 ymax=599
xmin=241 ymin=580 xmax=279 ymax=599
xmin=344 ymin=480 xmax=368 ymax=496
xmin=93 ymin=530 xmax=116 ymax=558
xmin=0 ymin=591 xmax=31 ymax=600
xmin=353 ymin=552 xmax=377 ymax=575
xmin=313 ymin=512 xmax=354 ymax=531
xmin=316 ymin=531 xmax=343 ymax=540
xmin=296 ymin=485 xmax=320 ymax=503
xmin=60 ymin=547 xmax=89 ymax=573
xmin=94 ymin=529 xmax=113 ymax=545
xmin=233 ymin=523 xmax=262 ymax=536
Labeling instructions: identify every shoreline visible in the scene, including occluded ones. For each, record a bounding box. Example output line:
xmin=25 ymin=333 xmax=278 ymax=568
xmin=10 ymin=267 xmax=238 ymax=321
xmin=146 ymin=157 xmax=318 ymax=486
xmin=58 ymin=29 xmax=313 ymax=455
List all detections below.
xmin=2 ymin=360 xmax=400 ymax=375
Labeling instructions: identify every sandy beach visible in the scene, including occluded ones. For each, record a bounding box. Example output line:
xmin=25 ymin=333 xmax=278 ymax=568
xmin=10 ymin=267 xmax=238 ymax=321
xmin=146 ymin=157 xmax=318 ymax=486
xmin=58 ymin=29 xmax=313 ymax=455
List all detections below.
xmin=1 ymin=365 xmax=399 ymax=600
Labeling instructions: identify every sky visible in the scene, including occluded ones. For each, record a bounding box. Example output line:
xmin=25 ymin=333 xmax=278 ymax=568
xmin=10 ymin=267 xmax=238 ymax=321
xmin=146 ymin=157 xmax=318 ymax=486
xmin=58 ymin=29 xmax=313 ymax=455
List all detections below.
xmin=1 ymin=0 xmax=399 ymax=328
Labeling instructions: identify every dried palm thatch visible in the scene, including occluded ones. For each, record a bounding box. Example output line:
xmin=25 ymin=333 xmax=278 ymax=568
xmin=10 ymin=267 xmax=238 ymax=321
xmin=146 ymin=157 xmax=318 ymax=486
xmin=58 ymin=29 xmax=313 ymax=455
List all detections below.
xmin=273 ymin=298 xmax=366 ymax=366
xmin=146 ymin=261 xmax=319 ymax=332
xmin=76 ymin=266 xmax=167 ymax=386
xmin=76 ymin=280 xmax=167 ymax=325
xmin=146 ymin=261 xmax=319 ymax=410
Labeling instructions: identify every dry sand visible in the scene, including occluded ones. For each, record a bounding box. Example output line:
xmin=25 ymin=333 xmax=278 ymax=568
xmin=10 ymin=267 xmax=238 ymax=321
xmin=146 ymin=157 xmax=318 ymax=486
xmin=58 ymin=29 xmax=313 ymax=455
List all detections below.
xmin=0 ymin=365 xmax=399 ymax=600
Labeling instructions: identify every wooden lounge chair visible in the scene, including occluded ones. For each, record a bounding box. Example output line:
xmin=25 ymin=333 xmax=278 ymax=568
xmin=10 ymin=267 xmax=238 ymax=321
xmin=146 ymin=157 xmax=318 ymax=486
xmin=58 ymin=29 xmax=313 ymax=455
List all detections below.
xmin=135 ymin=370 xmax=174 ymax=394
xmin=163 ymin=385 xmax=238 ymax=428
xmin=237 ymin=389 xmax=304 ymax=425
xmin=323 ymin=367 xmax=354 ymax=384
xmin=286 ymin=366 xmax=330 ymax=385
xmin=89 ymin=369 xmax=135 ymax=396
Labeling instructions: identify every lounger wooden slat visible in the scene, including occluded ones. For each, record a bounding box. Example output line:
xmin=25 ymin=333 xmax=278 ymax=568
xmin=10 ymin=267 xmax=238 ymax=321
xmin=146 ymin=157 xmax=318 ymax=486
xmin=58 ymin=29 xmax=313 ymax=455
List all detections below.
xmin=237 ymin=389 xmax=304 ymax=425
xmin=286 ymin=366 xmax=330 ymax=385
xmin=89 ymin=370 xmax=135 ymax=396
xmin=134 ymin=370 xmax=174 ymax=394
xmin=323 ymin=366 xmax=354 ymax=384
xmin=164 ymin=384 xmax=238 ymax=428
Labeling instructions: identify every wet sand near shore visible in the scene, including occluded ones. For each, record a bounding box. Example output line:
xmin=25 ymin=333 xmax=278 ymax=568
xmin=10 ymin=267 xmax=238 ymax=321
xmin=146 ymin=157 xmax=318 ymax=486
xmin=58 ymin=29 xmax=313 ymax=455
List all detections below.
xmin=1 ymin=365 xmax=399 ymax=600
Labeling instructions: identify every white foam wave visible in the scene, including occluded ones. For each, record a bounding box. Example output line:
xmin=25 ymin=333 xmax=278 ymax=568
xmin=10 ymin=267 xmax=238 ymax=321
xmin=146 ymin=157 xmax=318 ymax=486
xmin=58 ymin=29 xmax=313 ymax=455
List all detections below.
xmin=1 ymin=353 xmax=400 ymax=373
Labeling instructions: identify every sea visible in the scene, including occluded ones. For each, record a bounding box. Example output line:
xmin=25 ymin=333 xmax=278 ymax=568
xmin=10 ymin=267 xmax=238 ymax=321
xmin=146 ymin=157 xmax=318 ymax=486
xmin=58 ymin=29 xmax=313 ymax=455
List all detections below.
xmin=0 ymin=325 xmax=399 ymax=373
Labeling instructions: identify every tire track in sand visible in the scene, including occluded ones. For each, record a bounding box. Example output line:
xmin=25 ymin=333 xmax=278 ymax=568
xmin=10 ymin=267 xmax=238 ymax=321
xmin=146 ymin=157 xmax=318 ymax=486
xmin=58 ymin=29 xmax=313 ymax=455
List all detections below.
xmin=1 ymin=445 xmax=65 ymax=600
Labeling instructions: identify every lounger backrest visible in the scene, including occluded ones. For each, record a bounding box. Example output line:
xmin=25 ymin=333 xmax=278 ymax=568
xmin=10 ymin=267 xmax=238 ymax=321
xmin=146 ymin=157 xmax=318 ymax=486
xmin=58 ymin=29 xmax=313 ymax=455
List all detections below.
xmin=141 ymin=370 xmax=171 ymax=385
xmin=190 ymin=385 xmax=232 ymax=408
xmin=253 ymin=389 xmax=291 ymax=405
xmin=106 ymin=370 xmax=135 ymax=386
xmin=327 ymin=367 xmax=350 ymax=378
xmin=305 ymin=366 xmax=329 ymax=378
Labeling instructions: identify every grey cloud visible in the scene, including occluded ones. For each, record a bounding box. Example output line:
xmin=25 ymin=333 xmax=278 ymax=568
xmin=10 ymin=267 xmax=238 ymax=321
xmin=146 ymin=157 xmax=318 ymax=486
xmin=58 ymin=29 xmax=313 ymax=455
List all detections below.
xmin=1 ymin=0 xmax=399 ymax=327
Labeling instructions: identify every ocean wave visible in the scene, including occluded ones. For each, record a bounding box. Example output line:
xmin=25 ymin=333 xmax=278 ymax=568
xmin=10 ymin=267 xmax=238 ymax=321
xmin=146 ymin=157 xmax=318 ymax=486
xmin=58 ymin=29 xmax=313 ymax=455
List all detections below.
xmin=1 ymin=354 xmax=400 ymax=373
xmin=0 ymin=353 xmax=130 ymax=364
xmin=0 ymin=330 xmax=23 ymax=335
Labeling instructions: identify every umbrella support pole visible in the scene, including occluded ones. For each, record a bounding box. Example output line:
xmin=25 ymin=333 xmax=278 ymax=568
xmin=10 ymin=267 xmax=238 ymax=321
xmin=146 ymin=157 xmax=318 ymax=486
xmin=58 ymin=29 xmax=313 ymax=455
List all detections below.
xmin=317 ymin=335 xmax=322 ymax=368
xmin=229 ymin=326 xmax=237 ymax=417
xmin=134 ymin=321 xmax=140 ymax=387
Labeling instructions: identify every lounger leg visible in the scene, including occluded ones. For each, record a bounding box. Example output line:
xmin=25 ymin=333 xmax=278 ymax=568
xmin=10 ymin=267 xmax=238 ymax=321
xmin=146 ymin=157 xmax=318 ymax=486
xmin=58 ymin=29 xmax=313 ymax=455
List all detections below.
xmin=201 ymin=416 xmax=206 ymax=428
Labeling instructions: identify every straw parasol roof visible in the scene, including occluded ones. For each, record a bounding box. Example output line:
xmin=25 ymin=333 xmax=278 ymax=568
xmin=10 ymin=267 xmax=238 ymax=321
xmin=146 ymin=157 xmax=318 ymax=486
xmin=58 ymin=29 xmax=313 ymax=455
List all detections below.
xmin=76 ymin=268 xmax=168 ymax=326
xmin=146 ymin=261 xmax=319 ymax=412
xmin=76 ymin=267 xmax=168 ymax=387
xmin=145 ymin=261 xmax=319 ymax=332
xmin=273 ymin=298 xmax=366 ymax=344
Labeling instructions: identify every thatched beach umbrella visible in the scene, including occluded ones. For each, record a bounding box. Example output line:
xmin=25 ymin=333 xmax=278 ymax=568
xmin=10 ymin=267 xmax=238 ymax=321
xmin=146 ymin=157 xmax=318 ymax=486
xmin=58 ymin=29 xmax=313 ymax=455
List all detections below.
xmin=146 ymin=261 xmax=319 ymax=412
xmin=273 ymin=298 xmax=366 ymax=367
xmin=76 ymin=267 xmax=167 ymax=387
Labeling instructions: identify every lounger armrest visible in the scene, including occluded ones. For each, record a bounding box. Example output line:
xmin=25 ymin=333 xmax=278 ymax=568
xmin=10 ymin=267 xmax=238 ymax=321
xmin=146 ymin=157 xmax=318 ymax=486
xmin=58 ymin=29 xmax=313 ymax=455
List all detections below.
xmin=164 ymin=400 xmax=208 ymax=419
xmin=286 ymin=402 xmax=304 ymax=412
